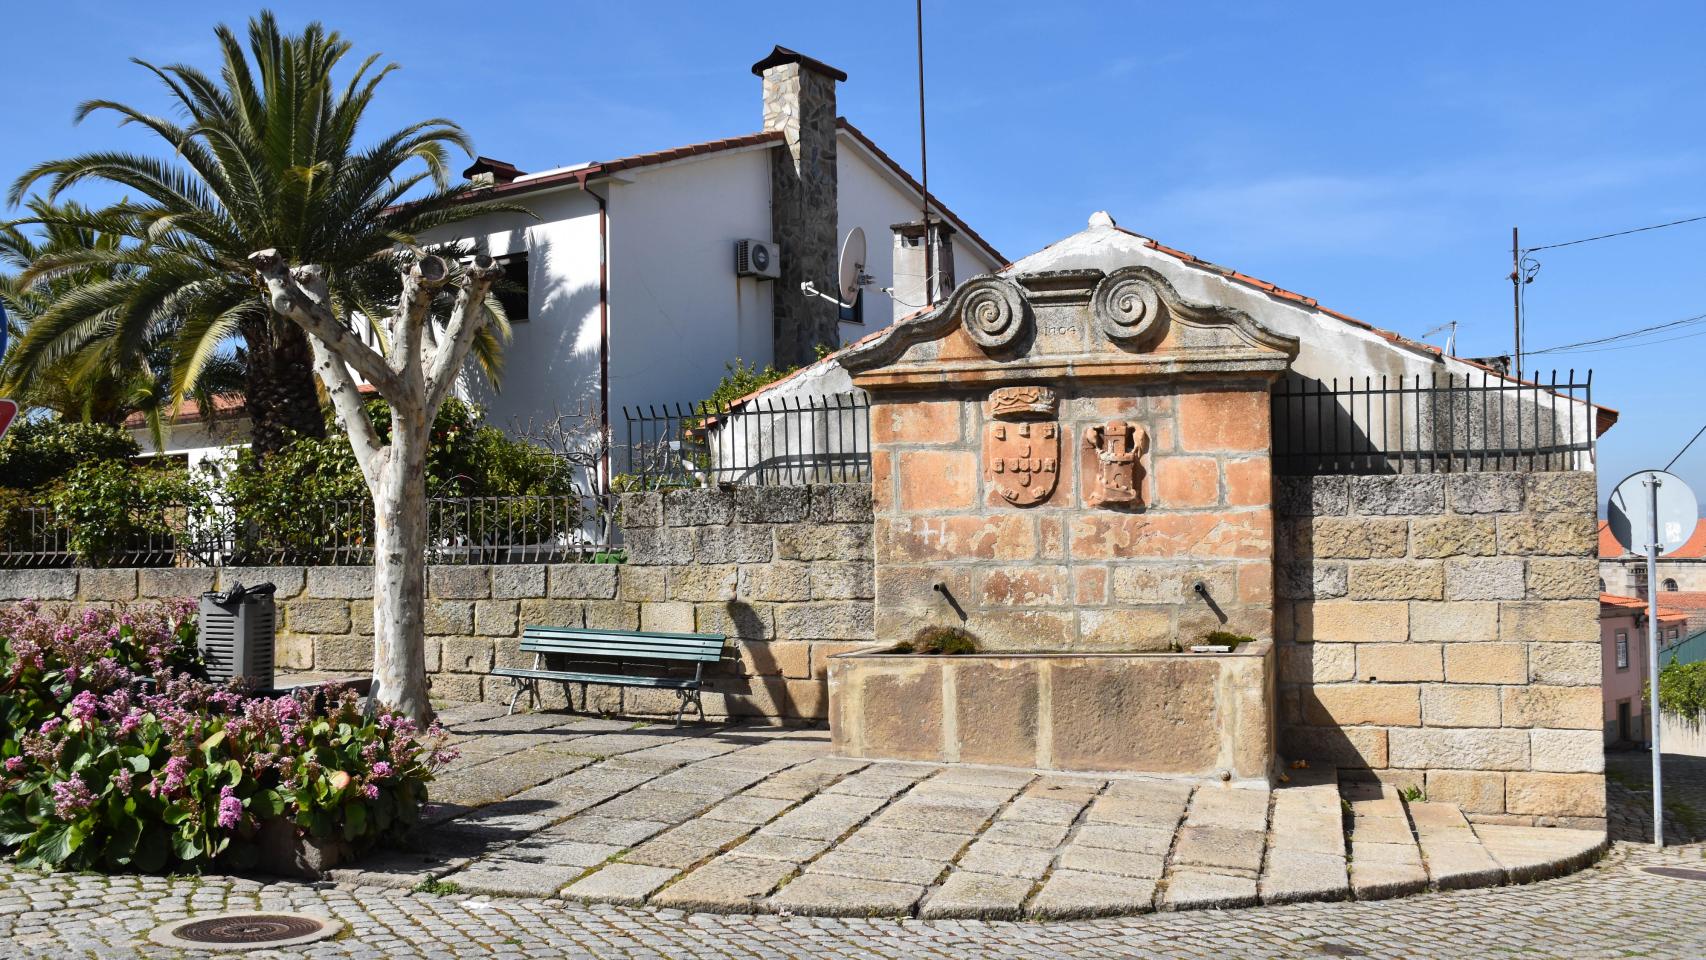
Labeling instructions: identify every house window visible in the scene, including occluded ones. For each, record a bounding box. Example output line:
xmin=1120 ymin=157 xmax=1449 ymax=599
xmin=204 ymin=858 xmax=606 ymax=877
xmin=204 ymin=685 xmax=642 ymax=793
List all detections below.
xmin=1599 ymin=577 xmax=1607 ymax=592
xmin=1664 ymin=578 xmax=1679 ymax=591
xmin=838 ymin=289 xmax=864 ymax=326
xmin=493 ymin=252 xmax=528 ymax=322
xmin=1616 ymin=630 xmax=1629 ymax=670
xmin=1667 ymin=627 xmax=1680 ymax=641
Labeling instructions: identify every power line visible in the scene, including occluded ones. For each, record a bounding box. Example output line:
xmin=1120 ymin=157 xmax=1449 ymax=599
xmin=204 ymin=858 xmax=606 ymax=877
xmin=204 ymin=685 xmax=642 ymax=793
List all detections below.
xmin=1667 ymin=422 xmax=1706 ymax=471
xmin=1524 ymin=213 xmax=1706 ymax=253
xmin=1534 ymin=327 xmax=1706 ymax=356
xmin=1526 ymin=310 xmax=1706 ymax=355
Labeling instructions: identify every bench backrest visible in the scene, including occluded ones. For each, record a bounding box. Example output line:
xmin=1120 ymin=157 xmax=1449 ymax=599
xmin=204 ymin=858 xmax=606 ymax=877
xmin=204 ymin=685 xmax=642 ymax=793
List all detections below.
xmin=519 ymin=626 xmax=726 ymax=663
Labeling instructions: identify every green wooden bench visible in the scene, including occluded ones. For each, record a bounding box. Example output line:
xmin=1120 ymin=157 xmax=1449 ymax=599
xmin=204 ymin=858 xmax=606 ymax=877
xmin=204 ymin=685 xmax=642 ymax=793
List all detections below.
xmin=492 ymin=626 xmax=727 ymax=726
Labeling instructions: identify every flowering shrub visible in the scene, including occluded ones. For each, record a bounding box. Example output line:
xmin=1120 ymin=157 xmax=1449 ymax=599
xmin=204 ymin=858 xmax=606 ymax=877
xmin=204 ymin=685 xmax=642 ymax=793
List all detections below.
xmin=0 ymin=601 xmax=454 ymax=872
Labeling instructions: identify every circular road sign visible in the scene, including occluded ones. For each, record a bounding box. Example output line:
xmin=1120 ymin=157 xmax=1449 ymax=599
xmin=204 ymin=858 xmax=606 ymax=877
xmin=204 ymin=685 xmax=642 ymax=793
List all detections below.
xmin=1608 ymin=470 xmax=1699 ymax=557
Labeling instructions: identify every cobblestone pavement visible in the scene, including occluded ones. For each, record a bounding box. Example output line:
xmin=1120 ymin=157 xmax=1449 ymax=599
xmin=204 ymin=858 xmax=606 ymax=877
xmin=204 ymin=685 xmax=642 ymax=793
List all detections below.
xmin=327 ymin=705 xmax=1597 ymax=920
xmin=1606 ymin=749 xmax=1706 ymax=845
xmin=2 ymin=842 xmax=1704 ymax=958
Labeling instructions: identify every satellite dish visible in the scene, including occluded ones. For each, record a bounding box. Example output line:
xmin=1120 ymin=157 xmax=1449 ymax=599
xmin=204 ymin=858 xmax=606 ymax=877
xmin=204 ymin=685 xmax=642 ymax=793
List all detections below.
xmin=1608 ymin=470 xmax=1699 ymax=557
xmin=838 ymin=227 xmax=867 ymax=304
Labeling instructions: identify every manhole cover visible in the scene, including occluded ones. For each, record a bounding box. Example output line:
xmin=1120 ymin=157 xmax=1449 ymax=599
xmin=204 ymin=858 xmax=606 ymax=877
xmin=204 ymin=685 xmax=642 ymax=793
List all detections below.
xmin=1313 ymin=945 xmax=1368 ymax=958
xmin=150 ymin=912 xmax=342 ymax=950
xmin=1642 ymin=866 xmax=1706 ymax=882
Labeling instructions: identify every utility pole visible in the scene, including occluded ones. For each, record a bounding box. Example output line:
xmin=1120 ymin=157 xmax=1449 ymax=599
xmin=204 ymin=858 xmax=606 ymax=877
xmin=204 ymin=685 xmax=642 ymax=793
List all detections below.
xmin=916 ymin=0 xmax=932 ymax=305
xmin=1511 ymin=226 xmax=1522 ymax=375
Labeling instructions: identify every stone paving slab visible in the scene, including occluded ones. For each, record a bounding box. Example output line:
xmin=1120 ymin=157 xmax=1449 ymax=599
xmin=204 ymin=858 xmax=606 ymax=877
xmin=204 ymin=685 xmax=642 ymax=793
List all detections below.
xmin=560 ymin=863 xmax=679 ymax=906
xmin=648 ymin=855 xmax=796 ymax=913
xmin=768 ymin=874 xmax=926 ymax=917
xmin=918 ymin=871 xmax=1033 ymax=920
xmin=1029 ymin=869 xmax=1158 ymax=919
xmin=1162 ymin=870 xmax=1260 ymax=911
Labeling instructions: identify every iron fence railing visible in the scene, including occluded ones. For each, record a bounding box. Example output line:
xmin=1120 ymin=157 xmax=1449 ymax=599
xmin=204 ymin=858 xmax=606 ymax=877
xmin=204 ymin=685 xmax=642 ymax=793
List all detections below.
xmin=0 ymin=494 xmax=610 ymax=569
xmin=619 ymin=392 xmax=871 ymax=487
xmin=1271 ymin=370 xmax=1595 ymax=476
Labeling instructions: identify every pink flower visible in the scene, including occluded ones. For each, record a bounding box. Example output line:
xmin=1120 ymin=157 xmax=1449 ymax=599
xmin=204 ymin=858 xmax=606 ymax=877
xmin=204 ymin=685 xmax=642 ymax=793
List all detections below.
xmin=148 ymin=755 xmax=189 ymax=797
xmin=215 ymin=786 xmax=242 ymax=830
xmin=51 ymin=776 xmax=93 ymax=818
xmin=3 ymin=757 xmax=23 ymax=774
xmin=68 ymin=690 xmax=100 ymax=724
xmin=112 ymin=768 xmax=133 ymax=795
xmin=40 ymin=718 xmax=62 ymax=736
xmin=361 ymin=784 xmax=379 ymax=801
xmin=370 ymin=761 xmax=393 ymax=779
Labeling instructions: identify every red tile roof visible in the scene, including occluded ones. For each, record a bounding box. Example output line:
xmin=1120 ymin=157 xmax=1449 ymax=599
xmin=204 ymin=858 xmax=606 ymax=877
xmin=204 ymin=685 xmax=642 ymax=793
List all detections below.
xmin=1600 ymin=517 xmax=1706 ymax=559
xmin=1601 ymin=593 xmax=1688 ymax=621
xmin=123 ymin=384 xmax=378 ymax=432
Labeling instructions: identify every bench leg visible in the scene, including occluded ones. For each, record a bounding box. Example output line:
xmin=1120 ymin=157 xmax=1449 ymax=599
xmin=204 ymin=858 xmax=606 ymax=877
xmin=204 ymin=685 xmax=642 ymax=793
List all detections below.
xmin=694 ymin=688 xmax=706 ymax=722
xmin=506 ymin=679 xmax=525 ymax=717
xmin=674 ymin=690 xmax=688 ymax=728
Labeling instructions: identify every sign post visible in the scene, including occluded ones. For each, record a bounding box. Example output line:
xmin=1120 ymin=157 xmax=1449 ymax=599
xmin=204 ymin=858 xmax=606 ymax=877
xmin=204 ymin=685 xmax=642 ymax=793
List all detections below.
xmin=1609 ymin=469 xmax=1699 ymax=848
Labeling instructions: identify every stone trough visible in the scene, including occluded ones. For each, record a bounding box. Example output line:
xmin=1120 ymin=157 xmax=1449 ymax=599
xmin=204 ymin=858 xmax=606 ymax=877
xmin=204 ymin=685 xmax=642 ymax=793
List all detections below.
xmin=828 ymin=643 xmax=1274 ymax=781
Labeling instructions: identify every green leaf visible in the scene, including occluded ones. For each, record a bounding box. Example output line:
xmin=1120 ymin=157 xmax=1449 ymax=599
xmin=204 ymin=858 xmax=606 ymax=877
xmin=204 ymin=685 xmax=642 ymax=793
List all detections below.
xmin=252 ymin=789 xmax=285 ymax=819
xmin=34 ymin=823 xmax=73 ymax=865
xmin=342 ymin=801 xmax=367 ymax=841
xmin=127 ymin=754 xmax=152 ymax=773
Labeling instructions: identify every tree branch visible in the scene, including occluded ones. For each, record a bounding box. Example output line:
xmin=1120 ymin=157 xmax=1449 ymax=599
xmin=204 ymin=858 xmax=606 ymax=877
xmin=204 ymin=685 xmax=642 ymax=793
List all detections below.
xmin=424 ymin=255 xmax=503 ymax=412
xmin=390 ymin=255 xmax=447 ymax=383
xmin=287 ymin=264 xmax=383 ymax=489
xmin=249 ymin=249 xmax=405 ymax=397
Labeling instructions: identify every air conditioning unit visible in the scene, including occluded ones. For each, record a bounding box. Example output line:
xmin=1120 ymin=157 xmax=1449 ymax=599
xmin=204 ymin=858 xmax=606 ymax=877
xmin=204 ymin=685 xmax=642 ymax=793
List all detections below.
xmin=735 ymin=239 xmax=781 ymax=280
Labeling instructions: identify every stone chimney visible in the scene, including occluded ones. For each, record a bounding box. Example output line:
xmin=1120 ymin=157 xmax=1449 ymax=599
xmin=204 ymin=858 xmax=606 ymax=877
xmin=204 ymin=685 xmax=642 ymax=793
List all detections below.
xmin=753 ymin=46 xmax=846 ymax=367
xmin=889 ymin=219 xmax=956 ymax=323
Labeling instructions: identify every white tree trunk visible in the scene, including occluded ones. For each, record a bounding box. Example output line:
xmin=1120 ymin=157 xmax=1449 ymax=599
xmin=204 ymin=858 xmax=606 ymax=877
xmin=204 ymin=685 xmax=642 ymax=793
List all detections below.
xmin=369 ymin=420 xmax=431 ymax=725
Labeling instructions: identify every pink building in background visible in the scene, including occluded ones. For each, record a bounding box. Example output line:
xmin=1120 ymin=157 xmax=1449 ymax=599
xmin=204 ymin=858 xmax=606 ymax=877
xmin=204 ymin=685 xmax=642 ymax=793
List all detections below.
xmin=1601 ymin=593 xmax=1687 ymax=746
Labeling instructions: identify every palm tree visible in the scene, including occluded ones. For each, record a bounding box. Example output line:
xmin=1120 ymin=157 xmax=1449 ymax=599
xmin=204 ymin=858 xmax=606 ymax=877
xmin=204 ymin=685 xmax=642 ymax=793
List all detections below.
xmin=6 ymin=10 xmax=520 ymax=457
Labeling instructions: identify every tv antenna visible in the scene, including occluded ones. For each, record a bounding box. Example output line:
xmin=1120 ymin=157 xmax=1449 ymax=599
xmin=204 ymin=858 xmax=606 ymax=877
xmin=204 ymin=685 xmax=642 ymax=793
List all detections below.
xmin=800 ymin=226 xmax=871 ymax=310
xmin=1420 ymin=320 xmax=1457 ymax=357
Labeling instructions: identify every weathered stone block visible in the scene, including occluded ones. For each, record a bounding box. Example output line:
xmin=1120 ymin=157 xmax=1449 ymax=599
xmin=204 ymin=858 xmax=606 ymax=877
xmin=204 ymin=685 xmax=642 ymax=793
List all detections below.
xmin=424 ymin=600 xmax=474 ymax=635
xmin=428 ymin=566 xmax=490 ymax=599
xmin=1409 ymin=602 xmax=1498 ymax=643
xmin=275 ymin=633 xmax=314 ymax=670
xmin=287 ymin=598 xmax=350 ymax=634
xmin=1276 ymin=476 xmax=1348 ymax=517
xmin=1281 ymin=726 xmax=1388 ymax=769
xmin=474 ymin=600 xmax=519 ymax=637
xmin=549 ymin=563 xmax=619 ymax=599
xmin=1496 ymin=514 xmax=1597 ymax=556
xmin=1500 ymin=685 xmax=1601 ymax=730
xmin=1525 ymin=558 xmax=1597 ymax=600
xmin=737 ymin=640 xmax=810 ymax=679
xmin=138 ymin=568 xmax=215 ymax=599
xmin=1389 ymin=728 xmax=1529 ymax=771
xmin=429 ymin=672 xmax=484 ymax=703
xmin=79 ymin=568 xmax=138 ymax=601
xmin=1443 ymin=643 xmax=1526 ymax=684
xmin=0 ymin=569 xmax=77 ymax=601
xmin=777 ymin=601 xmax=873 ymax=641
xmin=980 ymin=566 xmax=1069 ymax=606
xmin=621 ymin=527 xmax=694 ymax=565
xmin=1526 ymin=472 xmax=1597 ymax=514
xmin=694 ymin=601 xmax=773 ymax=641
xmin=737 ymin=562 xmax=812 ymax=602
xmin=616 ymin=566 xmax=667 ymax=602
xmin=1224 ymin=456 xmax=1272 ymax=507
xmin=1306 ymin=517 xmax=1409 ymax=559
xmin=1410 ymin=516 xmax=1497 ymax=558
xmin=1446 ymin=474 xmax=1525 ymax=514
xmin=307 ymin=567 xmax=374 ymax=599
xmin=489 ymin=564 xmax=547 ymax=599
xmin=1348 ymin=560 xmax=1444 ymax=600
xmin=1178 ymin=388 xmax=1269 ymax=452
xmin=1423 ymin=770 xmax=1506 ymax=814
xmin=692 ymin=525 xmax=775 ymax=564
xmin=314 ymin=634 xmax=372 ymax=672
xmin=1356 ymin=643 xmax=1443 ymax=682
xmin=1277 ymin=561 xmax=1347 ymax=600
xmin=809 ymin=484 xmax=873 ymax=523
xmin=583 ymin=600 xmax=640 ymax=630
xmin=735 ymin=485 xmax=810 ymax=524
xmin=1503 ymin=772 xmax=1604 ymax=817
xmin=1292 ymin=600 xmax=1408 ymax=643
xmin=1303 ymin=684 xmax=1420 ymax=726
xmin=1527 ymin=642 xmax=1600 ymax=685
xmin=1279 ymin=642 xmax=1355 ymax=684
xmin=1529 ymin=729 xmax=1604 ymax=773
xmin=1499 ymin=601 xmax=1598 ymax=642
xmin=777 ymin=523 xmax=872 ymax=561
xmin=872 ymin=398 xmax=962 ymax=445
xmin=663 ymin=488 xmax=734 ymax=526
xmin=1420 ymin=685 xmax=1501 ymax=728
xmin=350 ymin=601 xmax=373 ymax=635
xmin=639 ymin=601 xmax=696 ymax=633
xmin=1050 ymin=658 xmax=1222 ymax=774
xmin=442 ymin=636 xmax=494 ymax=673
xmin=810 ymin=561 xmax=874 ymax=600
xmin=811 ymin=641 xmax=877 ymax=678
xmin=1444 ymin=557 xmax=1526 ymax=601
xmin=1078 ymin=608 xmax=1173 ymax=651
xmin=670 ymin=565 xmax=738 ymax=602
xmin=616 ymin=492 xmax=662 ymax=528
xmin=1350 ymin=476 xmax=1444 ymax=516
xmin=953 ymin=660 xmax=1042 ymax=766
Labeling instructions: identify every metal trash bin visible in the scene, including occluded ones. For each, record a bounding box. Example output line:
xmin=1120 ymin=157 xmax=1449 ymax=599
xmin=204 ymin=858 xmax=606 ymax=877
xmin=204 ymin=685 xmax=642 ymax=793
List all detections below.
xmin=198 ymin=582 xmax=278 ymax=689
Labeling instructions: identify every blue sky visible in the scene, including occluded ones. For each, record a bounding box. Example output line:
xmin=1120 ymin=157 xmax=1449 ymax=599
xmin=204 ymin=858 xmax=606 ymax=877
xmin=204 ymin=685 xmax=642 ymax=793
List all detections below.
xmin=3 ymin=1 xmax=1704 ymax=509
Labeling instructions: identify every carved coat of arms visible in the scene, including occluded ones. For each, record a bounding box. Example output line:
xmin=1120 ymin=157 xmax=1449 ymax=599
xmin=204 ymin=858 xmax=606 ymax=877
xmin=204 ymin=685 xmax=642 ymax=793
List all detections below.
xmin=1083 ymin=419 xmax=1147 ymax=507
xmin=984 ymin=387 xmax=1060 ymax=507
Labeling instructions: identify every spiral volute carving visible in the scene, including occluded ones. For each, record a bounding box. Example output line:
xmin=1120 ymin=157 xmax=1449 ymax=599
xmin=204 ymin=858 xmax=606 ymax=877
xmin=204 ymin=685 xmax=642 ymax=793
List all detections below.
xmin=1093 ymin=268 xmax=1165 ymax=346
xmin=957 ymin=277 xmax=1029 ymax=350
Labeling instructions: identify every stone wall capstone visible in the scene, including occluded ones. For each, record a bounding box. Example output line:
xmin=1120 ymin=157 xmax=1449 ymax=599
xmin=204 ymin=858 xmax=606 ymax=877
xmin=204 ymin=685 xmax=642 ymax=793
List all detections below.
xmin=1276 ymin=471 xmax=1604 ymax=829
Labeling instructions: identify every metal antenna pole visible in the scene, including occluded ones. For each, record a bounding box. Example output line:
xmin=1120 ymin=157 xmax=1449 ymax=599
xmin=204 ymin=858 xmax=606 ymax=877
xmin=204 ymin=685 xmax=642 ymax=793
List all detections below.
xmin=1646 ymin=472 xmax=1665 ymax=848
xmin=1511 ymin=227 xmax=1522 ymax=373
xmin=916 ymin=0 xmax=932 ymax=305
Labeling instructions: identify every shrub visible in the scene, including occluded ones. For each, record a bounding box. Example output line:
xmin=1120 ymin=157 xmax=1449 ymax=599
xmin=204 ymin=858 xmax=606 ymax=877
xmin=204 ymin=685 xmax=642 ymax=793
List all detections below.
xmin=1659 ymin=660 xmax=1706 ymax=720
xmin=47 ymin=460 xmax=212 ymax=567
xmin=0 ymin=419 xmax=140 ymax=494
xmin=899 ymin=626 xmax=979 ymax=656
xmin=0 ymin=601 xmax=454 ymax=873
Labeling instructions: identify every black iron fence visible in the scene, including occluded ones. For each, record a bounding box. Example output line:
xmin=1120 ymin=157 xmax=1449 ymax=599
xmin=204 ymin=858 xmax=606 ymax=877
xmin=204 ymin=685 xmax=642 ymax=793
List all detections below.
xmin=0 ymin=494 xmax=610 ymax=569
xmin=619 ymin=392 xmax=871 ymax=487
xmin=1271 ymin=370 xmax=1595 ymax=476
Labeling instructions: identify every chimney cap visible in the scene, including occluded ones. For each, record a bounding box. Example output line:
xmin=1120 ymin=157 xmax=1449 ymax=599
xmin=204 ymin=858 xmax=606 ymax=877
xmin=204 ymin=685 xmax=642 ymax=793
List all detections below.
xmin=751 ymin=45 xmax=848 ymax=82
xmin=462 ymin=156 xmax=525 ymax=185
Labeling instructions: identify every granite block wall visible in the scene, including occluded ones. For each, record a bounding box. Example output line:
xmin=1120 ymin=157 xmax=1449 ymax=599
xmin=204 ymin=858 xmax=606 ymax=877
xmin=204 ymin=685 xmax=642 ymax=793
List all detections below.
xmin=1276 ymin=471 xmax=1604 ymax=828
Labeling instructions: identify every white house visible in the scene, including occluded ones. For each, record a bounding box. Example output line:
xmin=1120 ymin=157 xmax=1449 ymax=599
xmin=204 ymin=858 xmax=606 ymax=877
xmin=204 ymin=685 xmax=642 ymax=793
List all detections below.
xmin=133 ymin=46 xmax=1003 ymax=460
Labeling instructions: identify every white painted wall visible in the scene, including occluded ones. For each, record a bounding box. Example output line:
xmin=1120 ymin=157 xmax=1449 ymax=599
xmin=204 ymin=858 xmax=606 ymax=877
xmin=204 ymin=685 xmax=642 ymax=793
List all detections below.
xmin=835 ymin=132 xmax=1004 ymax=335
xmin=605 ymin=147 xmax=776 ymax=419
